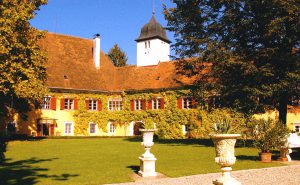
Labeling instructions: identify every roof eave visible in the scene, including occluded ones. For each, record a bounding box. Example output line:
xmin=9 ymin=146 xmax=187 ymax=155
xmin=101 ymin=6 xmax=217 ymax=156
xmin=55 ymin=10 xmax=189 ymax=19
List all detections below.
xmin=135 ymin=36 xmax=171 ymax=44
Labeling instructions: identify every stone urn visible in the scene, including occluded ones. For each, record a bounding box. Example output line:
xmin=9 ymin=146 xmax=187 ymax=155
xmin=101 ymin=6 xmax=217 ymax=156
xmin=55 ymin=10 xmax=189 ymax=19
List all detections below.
xmin=138 ymin=129 xmax=157 ymax=177
xmin=210 ymin=134 xmax=241 ymax=185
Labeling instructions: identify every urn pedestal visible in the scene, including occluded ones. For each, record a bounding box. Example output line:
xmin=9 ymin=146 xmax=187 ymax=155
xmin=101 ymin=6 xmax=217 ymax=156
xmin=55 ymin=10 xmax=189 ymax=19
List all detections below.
xmin=210 ymin=134 xmax=241 ymax=185
xmin=138 ymin=129 xmax=157 ymax=177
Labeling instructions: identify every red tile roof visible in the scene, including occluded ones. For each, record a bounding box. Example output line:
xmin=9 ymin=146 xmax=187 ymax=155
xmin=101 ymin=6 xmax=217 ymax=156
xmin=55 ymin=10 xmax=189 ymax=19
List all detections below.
xmin=40 ymin=33 xmax=194 ymax=92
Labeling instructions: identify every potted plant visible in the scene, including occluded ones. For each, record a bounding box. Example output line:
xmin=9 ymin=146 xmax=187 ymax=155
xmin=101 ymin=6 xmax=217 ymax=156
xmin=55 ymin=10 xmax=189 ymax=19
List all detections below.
xmin=249 ymin=119 xmax=289 ymax=162
xmin=208 ymin=109 xmax=242 ymax=185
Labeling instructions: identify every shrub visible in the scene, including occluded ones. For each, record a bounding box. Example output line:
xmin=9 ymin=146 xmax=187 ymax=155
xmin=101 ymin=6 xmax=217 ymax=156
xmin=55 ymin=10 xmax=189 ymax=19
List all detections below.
xmin=248 ymin=119 xmax=290 ymax=153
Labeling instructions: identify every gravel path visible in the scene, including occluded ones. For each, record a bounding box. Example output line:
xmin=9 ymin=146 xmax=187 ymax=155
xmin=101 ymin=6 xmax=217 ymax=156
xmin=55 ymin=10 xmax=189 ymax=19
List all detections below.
xmin=108 ymin=164 xmax=300 ymax=185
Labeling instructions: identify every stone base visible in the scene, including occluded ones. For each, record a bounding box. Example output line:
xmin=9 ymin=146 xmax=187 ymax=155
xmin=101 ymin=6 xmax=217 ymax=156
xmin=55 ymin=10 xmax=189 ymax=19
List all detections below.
xmin=280 ymin=148 xmax=292 ymax=162
xmin=138 ymin=156 xmax=157 ymax=177
xmin=213 ymin=176 xmax=241 ymax=185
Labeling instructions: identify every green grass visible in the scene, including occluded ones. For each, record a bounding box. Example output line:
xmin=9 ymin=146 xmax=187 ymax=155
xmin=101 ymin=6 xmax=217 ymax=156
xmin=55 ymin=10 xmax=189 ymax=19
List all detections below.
xmin=0 ymin=138 xmax=285 ymax=185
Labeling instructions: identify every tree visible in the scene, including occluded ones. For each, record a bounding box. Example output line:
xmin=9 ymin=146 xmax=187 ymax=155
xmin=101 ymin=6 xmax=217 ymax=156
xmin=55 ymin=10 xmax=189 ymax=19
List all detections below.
xmin=0 ymin=0 xmax=48 ymax=124
xmin=107 ymin=44 xmax=128 ymax=67
xmin=164 ymin=0 xmax=300 ymax=124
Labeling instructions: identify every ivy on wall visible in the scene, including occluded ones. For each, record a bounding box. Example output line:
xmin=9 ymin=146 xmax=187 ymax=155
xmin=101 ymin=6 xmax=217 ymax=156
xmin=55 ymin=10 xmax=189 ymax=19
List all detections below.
xmin=49 ymin=90 xmax=211 ymax=139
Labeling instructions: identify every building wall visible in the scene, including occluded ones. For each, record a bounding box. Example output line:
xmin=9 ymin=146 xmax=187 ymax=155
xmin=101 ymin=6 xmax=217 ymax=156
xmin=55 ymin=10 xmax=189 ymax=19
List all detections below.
xmin=7 ymin=90 xmax=300 ymax=137
xmin=254 ymin=110 xmax=300 ymax=131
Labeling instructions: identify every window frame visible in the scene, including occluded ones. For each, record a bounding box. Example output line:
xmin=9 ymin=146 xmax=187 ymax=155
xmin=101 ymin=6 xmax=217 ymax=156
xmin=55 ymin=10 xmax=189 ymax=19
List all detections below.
xmin=182 ymin=97 xmax=193 ymax=109
xmin=134 ymin=100 xmax=142 ymax=110
xmin=108 ymin=122 xmax=116 ymax=134
xmin=64 ymin=122 xmax=73 ymax=135
xmin=42 ymin=96 xmax=51 ymax=110
xmin=152 ymin=99 xmax=161 ymax=110
xmin=108 ymin=98 xmax=123 ymax=111
xmin=89 ymin=122 xmax=97 ymax=134
xmin=88 ymin=99 xmax=98 ymax=111
xmin=64 ymin=99 xmax=74 ymax=110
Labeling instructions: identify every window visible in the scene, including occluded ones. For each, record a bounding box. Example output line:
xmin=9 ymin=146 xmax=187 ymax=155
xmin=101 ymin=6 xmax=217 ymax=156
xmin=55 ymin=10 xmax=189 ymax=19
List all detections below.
xmin=295 ymin=126 xmax=300 ymax=133
xmin=89 ymin=99 xmax=98 ymax=110
xmin=89 ymin=122 xmax=97 ymax=134
xmin=135 ymin=100 xmax=142 ymax=110
xmin=208 ymin=96 xmax=221 ymax=109
xmin=64 ymin=99 xmax=74 ymax=110
xmin=290 ymin=96 xmax=300 ymax=106
xmin=42 ymin=96 xmax=51 ymax=109
xmin=152 ymin=99 xmax=161 ymax=110
xmin=108 ymin=98 xmax=123 ymax=111
xmin=108 ymin=122 xmax=116 ymax=134
xmin=183 ymin=98 xmax=193 ymax=109
xmin=145 ymin=41 xmax=150 ymax=49
xmin=182 ymin=125 xmax=189 ymax=135
xmin=65 ymin=122 xmax=73 ymax=135
xmin=294 ymin=123 xmax=300 ymax=133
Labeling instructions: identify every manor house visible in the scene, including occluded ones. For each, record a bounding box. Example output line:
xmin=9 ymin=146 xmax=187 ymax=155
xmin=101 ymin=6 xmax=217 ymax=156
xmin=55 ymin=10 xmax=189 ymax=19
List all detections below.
xmin=8 ymin=14 xmax=300 ymax=137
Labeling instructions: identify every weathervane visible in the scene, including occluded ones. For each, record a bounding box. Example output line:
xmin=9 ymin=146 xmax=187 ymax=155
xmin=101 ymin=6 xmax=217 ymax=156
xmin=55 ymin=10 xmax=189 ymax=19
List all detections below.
xmin=152 ymin=0 xmax=155 ymax=15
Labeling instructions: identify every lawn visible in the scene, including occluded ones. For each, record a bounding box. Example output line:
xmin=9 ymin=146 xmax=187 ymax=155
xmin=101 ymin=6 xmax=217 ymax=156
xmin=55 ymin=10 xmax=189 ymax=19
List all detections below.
xmin=0 ymin=138 xmax=285 ymax=185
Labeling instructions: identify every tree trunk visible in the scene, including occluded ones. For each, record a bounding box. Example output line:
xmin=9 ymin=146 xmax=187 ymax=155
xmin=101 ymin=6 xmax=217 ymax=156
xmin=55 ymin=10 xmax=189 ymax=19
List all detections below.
xmin=278 ymin=92 xmax=288 ymax=125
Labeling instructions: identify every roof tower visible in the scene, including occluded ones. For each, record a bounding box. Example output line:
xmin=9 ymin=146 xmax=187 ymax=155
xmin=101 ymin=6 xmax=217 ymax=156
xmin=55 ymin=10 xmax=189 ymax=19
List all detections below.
xmin=135 ymin=14 xmax=171 ymax=43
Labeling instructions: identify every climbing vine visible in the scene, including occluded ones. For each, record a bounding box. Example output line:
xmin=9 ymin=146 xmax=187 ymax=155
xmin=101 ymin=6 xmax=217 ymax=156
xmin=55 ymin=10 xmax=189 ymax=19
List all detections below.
xmin=49 ymin=89 xmax=213 ymax=139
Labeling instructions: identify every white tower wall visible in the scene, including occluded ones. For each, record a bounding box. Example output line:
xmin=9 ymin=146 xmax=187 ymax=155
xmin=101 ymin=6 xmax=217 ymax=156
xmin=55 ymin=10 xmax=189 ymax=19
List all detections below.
xmin=137 ymin=38 xmax=170 ymax=66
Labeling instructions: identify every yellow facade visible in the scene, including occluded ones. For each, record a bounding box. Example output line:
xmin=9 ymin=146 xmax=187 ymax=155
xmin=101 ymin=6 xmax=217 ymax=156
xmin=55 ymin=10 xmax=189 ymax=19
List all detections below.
xmin=254 ymin=109 xmax=300 ymax=131
xmin=7 ymin=92 xmax=300 ymax=137
xmin=14 ymin=97 xmax=134 ymax=137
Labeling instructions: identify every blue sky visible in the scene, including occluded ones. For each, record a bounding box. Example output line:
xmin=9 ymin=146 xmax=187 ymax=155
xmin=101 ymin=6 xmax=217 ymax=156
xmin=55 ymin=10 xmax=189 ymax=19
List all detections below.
xmin=30 ymin=0 xmax=175 ymax=65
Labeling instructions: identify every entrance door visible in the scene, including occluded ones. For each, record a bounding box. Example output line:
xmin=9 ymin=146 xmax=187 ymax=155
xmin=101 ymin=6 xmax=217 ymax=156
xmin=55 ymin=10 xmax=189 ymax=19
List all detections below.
xmin=37 ymin=123 xmax=50 ymax=136
xmin=42 ymin=124 xmax=49 ymax=136
xmin=133 ymin=121 xmax=142 ymax=136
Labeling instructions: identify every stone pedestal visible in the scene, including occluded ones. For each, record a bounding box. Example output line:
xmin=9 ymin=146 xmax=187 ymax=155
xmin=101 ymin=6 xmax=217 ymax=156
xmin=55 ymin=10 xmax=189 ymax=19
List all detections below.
xmin=279 ymin=148 xmax=292 ymax=162
xmin=138 ymin=129 xmax=158 ymax=177
xmin=213 ymin=167 xmax=241 ymax=185
xmin=210 ymin=134 xmax=241 ymax=185
xmin=138 ymin=155 xmax=157 ymax=177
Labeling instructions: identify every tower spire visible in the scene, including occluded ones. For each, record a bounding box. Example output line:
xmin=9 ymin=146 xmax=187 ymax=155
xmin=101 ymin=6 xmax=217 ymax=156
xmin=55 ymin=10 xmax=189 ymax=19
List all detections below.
xmin=152 ymin=0 xmax=155 ymax=15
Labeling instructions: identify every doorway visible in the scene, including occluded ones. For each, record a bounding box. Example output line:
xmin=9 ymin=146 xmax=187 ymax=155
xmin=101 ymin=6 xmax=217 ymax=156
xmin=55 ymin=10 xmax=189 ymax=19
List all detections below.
xmin=37 ymin=123 xmax=55 ymax=136
xmin=133 ymin=121 xmax=143 ymax=136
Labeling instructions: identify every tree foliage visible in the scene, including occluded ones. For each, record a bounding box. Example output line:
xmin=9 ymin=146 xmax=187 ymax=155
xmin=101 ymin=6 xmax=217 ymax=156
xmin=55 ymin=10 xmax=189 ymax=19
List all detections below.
xmin=107 ymin=44 xmax=128 ymax=67
xmin=164 ymin=0 xmax=300 ymax=124
xmin=0 ymin=0 xmax=48 ymax=122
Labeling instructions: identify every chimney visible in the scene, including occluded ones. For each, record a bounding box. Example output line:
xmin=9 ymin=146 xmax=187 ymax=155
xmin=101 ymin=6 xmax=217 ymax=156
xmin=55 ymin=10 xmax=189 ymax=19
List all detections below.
xmin=93 ymin=34 xmax=101 ymax=69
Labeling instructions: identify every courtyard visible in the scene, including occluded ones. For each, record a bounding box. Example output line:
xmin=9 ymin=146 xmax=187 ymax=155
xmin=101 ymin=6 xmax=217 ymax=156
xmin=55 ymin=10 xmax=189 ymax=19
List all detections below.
xmin=0 ymin=137 xmax=292 ymax=185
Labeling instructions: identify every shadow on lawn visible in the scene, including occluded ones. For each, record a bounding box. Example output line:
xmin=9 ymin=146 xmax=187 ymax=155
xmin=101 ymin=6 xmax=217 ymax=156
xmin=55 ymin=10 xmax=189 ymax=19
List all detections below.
xmin=0 ymin=157 xmax=78 ymax=185
xmin=124 ymin=137 xmax=215 ymax=147
xmin=236 ymin=155 xmax=259 ymax=161
xmin=291 ymin=149 xmax=300 ymax=160
xmin=125 ymin=137 xmax=254 ymax=148
xmin=127 ymin=165 xmax=139 ymax=174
